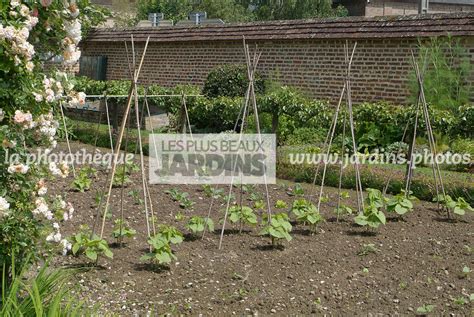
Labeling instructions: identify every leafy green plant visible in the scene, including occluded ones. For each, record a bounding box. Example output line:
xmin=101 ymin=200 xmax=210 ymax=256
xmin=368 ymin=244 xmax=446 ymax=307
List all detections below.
xmin=226 ymin=205 xmax=258 ymax=233
xmin=275 ymin=200 xmax=288 ymax=209
xmin=112 ymin=164 xmax=132 ymax=187
xmin=254 ymin=200 xmax=265 ymax=210
xmin=165 ymin=188 xmax=195 ymax=209
xmin=1 ymin=259 xmax=96 ymax=316
xmin=71 ymin=167 xmax=95 ymax=192
xmin=128 ymin=189 xmax=144 ymax=205
xmin=202 ymin=184 xmax=224 ymax=199
xmin=357 ymin=243 xmax=379 ymax=256
xmin=179 ymin=196 xmax=195 ymax=209
xmin=354 ymin=188 xmax=386 ymax=230
xmin=287 ymin=183 xmax=305 ymax=197
xmin=157 ymin=225 xmax=184 ymax=245
xmin=203 ymin=64 xmax=265 ymax=98
xmin=241 ymin=184 xmax=256 ymax=193
xmin=112 ymin=219 xmax=136 ymax=243
xmin=434 ymin=194 xmax=473 ymax=216
xmin=140 ymin=224 xmax=182 ymax=266
xmin=175 ymin=212 xmax=185 ymax=221
xmin=70 ymin=225 xmax=113 ymax=264
xmin=416 ymin=304 xmax=435 ymax=315
xmin=386 ymin=190 xmax=416 ymax=217
xmin=249 ymin=191 xmax=263 ymax=202
xmin=354 ymin=204 xmax=387 ymax=230
xmin=334 ymin=191 xmax=352 ymax=221
xmin=260 ymin=213 xmax=292 ymax=246
xmin=141 ymin=235 xmax=176 ymax=267
xmin=186 ymin=216 xmax=214 ymax=236
xmin=291 ymin=199 xmax=323 ymax=233
xmin=165 ymin=188 xmax=183 ymax=201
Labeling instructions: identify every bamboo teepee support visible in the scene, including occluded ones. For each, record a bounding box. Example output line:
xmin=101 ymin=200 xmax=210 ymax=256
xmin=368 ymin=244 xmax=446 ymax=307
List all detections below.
xmin=312 ymin=42 xmax=363 ymax=215
xmin=407 ymin=50 xmax=449 ymax=217
xmin=99 ymin=35 xmax=150 ymax=239
xmin=218 ymin=37 xmax=270 ymax=250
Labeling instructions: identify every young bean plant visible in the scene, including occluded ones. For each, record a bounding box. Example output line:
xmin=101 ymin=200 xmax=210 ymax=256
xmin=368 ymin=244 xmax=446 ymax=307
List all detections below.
xmin=226 ymin=205 xmax=258 ymax=233
xmin=128 ymin=189 xmax=144 ymax=205
xmin=334 ymin=191 xmax=353 ymax=221
xmin=112 ymin=164 xmax=133 ymax=187
xmin=202 ymin=184 xmax=224 ymax=199
xmin=165 ymin=188 xmax=195 ymax=209
xmin=287 ymin=183 xmax=305 ymax=197
xmin=434 ymin=194 xmax=474 ymax=217
xmin=70 ymin=225 xmax=113 ymax=265
xmin=141 ymin=225 xmax=183 ymax=267
xmin=186 ymin=216 xmax=214 ymax=237
xmin=386 ymin=190 xmax=416 ymax=218
xmin=260 ymin=213 xmax=292 ymax=247
xmin=112 ymin=219 xmax=136 ymax=244
xmin=354 ymin=188 xmax=386 ymax=230
xmin=141 ymin=235 xmax=176 ymax=267
xmin=291 ymin=199 xmax=324 ymax=233
xmin=71 ymin=167 xmax=96 ymax=192
xmin=157 ymin=225 xmax=184 ymax=245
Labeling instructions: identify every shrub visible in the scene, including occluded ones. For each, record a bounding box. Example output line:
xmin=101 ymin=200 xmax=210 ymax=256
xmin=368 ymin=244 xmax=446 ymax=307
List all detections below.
xmin=455 ymin=105 xmax=474 ymax=138
xmin=188 ymin=96 xmax=243 ymax=132
xmin=203 ymin=64 xmax=265 ymax=98
xmin=284 ymin=127 xmax=326 ymax=146
xmin=0 ymin=0 xmax=100 ymax=283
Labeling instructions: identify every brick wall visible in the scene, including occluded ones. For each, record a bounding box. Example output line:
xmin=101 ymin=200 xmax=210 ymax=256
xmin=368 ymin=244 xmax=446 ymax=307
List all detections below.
xmin=80 ymin=36 xmax=473 ymax=104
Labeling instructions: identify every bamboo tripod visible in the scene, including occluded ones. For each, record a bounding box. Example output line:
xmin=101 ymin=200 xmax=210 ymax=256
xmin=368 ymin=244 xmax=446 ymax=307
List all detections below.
xmin=91 ymin=35 xmax=155 ymax=241
xmin=308 ymin=41 xmax=365 ymax=215
xmin=404 ymin=51 xmax=448 ymax=216
xmin=200 ymin=37 xmax=273 ymax=250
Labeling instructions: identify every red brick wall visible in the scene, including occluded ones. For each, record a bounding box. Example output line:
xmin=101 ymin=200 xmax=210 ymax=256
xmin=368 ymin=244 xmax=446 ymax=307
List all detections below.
xmin=80 ymin=36 xmax=474 ymax=104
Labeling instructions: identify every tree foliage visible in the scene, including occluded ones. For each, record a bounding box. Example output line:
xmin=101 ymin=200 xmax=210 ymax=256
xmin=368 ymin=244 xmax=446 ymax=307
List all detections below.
xmin=136 ymin=0 xmax=347 ymax=23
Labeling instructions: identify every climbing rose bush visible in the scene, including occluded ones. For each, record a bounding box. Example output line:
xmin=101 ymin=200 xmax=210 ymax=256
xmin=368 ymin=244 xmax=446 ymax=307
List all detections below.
xmin=0 ymin=0 xmax=103 ymax=276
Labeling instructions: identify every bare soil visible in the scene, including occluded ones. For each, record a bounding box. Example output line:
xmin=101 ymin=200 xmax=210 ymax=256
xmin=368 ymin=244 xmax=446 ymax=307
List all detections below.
xmin=52 ymin=143 xmax=473 ymax=315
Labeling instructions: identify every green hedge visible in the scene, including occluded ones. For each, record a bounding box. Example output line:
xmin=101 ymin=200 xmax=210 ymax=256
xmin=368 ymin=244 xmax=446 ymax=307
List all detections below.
xmin=276 ymin=158 xmax=474 ymax=205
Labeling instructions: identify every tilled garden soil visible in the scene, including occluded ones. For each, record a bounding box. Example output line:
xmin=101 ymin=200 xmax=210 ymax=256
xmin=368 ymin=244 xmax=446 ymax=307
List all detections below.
xmin=52 ymin=143 xmax=473 ymax=315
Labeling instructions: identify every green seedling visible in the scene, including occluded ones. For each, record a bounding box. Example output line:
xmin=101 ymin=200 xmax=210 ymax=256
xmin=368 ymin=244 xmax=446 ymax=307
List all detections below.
xmin=386 ymin=190 xmax=416 ymax=217
xmin=112 ymin=219 xmax=136 ymax=244
xmin=260 ymin=213 xmax=292 ymax=246
xmin=226 ymin=205 xmax=258 ymax=233
xmin=357 ymin=243 xmax=379 ymax=256
xmin=291 ymin=198 xmax=323 ymax=233
xmin=354 ymin=188 xmax=386 ymax=230
xmin=128 ymin=189 xmax=144 ymax=205
xmin=71 ymin=167 xmax=96 ymax=192
xmin=141 ymin=235 xmax=176 ymax=266
xmin=70 ymin=225 xmax=113 ymax=264
xmin=275 ymin=200 xmax=288 ymax=209
xmin=434 ymin=194 xmax=473 ymax=217
xmin=416 ymin=304 xmax=435 ymax=315
xmin=287 ymin=183 xmax=305 ymax=197
xmin=186 ymin=216 xmax=214 ymax=236
xmin=157 ymin=225 xmax=184 ymax=245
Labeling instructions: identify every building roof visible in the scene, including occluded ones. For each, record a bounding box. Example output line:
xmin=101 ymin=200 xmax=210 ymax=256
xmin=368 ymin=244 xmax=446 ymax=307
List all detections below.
xmin=431 ymin=0 xmax=474 ymax=5
xmin=84 ymin=12 xmax=474 ymax=43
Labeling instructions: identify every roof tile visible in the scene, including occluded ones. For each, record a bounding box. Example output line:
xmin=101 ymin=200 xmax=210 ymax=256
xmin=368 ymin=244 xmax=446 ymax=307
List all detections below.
xmin=84 ymin=12 xmax=474 ymax=43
